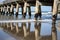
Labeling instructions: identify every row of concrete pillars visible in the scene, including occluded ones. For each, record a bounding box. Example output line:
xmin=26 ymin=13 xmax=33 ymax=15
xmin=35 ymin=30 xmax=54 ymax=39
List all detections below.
xmin=0 ymin=1 xmax=42 ymax=19
xmin=0 ymin=0 xmax=58 ymax=40
xmin=0 ymin=0 xmax=59 ymax=19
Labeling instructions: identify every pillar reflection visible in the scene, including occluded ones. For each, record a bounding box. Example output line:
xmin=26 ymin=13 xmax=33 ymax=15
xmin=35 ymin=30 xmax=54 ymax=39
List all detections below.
xmin=35 ymin=22 xmax=41 ymax=40
xmin=52 ymin=21 xmax=57 ymax=40
xmin=22 ymin=22 xmax=27 ymax=37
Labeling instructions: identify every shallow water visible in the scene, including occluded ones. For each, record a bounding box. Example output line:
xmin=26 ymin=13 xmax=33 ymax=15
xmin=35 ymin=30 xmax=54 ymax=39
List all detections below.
xmin=0 ymin=13 xmax=60 ymax=40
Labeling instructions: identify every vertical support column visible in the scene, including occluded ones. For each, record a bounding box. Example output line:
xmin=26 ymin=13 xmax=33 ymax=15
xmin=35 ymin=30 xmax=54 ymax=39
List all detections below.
xmin=0 ymin=7 xmax=3 ymax=26
xmin=10 ymin=4 xmax=14 ymax=30
xmin=1 ymin=7 xmax=3 ymax=15
xmin=3 ymin=6 xmax=6 ymax=15
xmin=16 ymin=3 xmax=19 ymax=17
xmin=16 ymin=23 xmax=19 ymax=33
xmin=52 ymin=22 xmax=57 ymax=40
xmin=10 ymin=4 xmax=14 ymax=16
xmin=35 ymin=22 xmax=41 ymax=40
xmin=52 ymin=0 xmax=58 ymax=23
xmin=52 ymin=0 xmax=58 ymax=39
xmin=0 ymin=7 xmax=1 ymax=13
xmin=8 ymin=7 xmax=10 ymax=15
xmin=35 ymin=0 xmax=41 ymax=20
xmin=23 ymin=2 xmax=27 ymax=18
xmin=6 ymin=6 xmax=10 ymax=28
xmin=39 ymin=6 xmax=41 ymax=19
xmin=28 ymin=6 xmax=31 ymax=18
xmin=21 ymin=6 xmax=23 ymax=16
xmin=23 ymin=23 xmax=27 ymax=37
xmin=6 ymin=5 xmax=10 ymax=15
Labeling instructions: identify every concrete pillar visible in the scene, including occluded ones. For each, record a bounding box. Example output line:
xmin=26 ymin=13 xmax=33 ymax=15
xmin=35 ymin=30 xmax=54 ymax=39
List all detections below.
xmin=21 ymin=6 xmax=23 ymax=16
xmin=6 ymin=6 xmax=10 ymax=28
xmin=16 ymin=3 xmax=19 ymax=17
xmin=52 ymin=0 xmax=58 ymax=22
xmin=3 ymin=6 xmax=6 ymax=15
xmin=8 ymin=7 xmax=10 ymax=15
xmin=35 ymin=22 xmax=41 ymax=40
xmin=1 ymin=7 xmax=3 ymax=15
xmin=23 ymin=2 xmax=27 ymax=18
xmin=10 ymin=4 xmax=14 ymax=30
xmin=6 ymin=5 xmax=10 ymax=15
xmin=0 ymin=7 xmax=1 ymax=17
xmin=10 ymin=4 xmax=14 ymax=16
xmin=35 ymin=0 xmax=41 ymax=20
xmin=28 ymin=6 xmax=31 ymax=18
xmin=16 ymin=23 xmax=19 ymax=33
xmin=52 ymin=22 xmax=57 ymax=40
xmin=0 ymin=7 xmax=1 ymax=12
xmin=23 ymin=23 xmax=27 ymax=37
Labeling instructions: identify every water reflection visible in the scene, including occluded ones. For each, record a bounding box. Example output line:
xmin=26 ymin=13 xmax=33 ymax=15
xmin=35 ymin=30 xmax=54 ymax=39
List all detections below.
xmin=52 ymin=22 xmax=57 ymax=40
xmin=0 ymin=14 xmax=59 ymax=40
xmin=34 ymin=22 xmax=41 ymax=40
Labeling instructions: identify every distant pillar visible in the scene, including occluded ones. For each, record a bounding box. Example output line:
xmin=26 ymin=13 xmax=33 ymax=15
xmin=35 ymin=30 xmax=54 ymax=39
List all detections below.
xmin=6 ymin=5 xmax=10 ymax=15
xmin=16 ymin=23 xmax=19 ymax=33
xmin=8 ymin=7 xmax=10 ymax=15
xmin=28 ymin=6 xmax=31 ymax=18
xmin=16 ymin=3 xmax=19 ymax=17
xmin=10 ymin=4 xmax=14 ymax=30
xmin=23 ymin=23 xmax=27 ymax=37
xmin=23 ymin=2 xmax=27 ymax=18
xmin=52 ymin=22 xmax=57 ymax=40
xmin=1 ymin=7 xmax=3 ymax=15
xmin=52 ymin=0 xmax=58 ymax=23
xmin=21 ymin=6 xmax=23 ymax=16
xmin=0 ymin=7 xmax=1 ymax=15
xmin=35 ymin=0 xmax=41 ymax=20
xmin=3 ymin=6 xmax=6 ymax=15
xmin=35 ymin=22 xmax=41 ymax=40
xmin=10 ymin=4 xmax=14 ymax=16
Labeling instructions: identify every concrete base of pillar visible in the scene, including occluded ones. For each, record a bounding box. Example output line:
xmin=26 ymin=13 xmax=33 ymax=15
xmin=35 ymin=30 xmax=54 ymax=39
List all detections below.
xmin=2 ymin=11 xmax=5 ymax=15
xmin=6 ymin=12 xmax=9 ymax=16
xmin=29 ymin=12 xmax=31 ymax=18
xmin=9 ymin=12 xmax=13 ymax=16
xmin=35 ymin=13 xmax=41 ymax=20
xmin=16 ymin=12 xmax=18 ymax=17
xmin=52 ymin=15 xmax=57 ymax=21
xmin=1 ymin=11 xmax=3 ymax=15
xmin=23 ymin=13 xmax=26 ymax=18
xmin=52 ymin=14 xmax=57 ymax=23
xmin=35 ymin=13 xmax=39 ymax=20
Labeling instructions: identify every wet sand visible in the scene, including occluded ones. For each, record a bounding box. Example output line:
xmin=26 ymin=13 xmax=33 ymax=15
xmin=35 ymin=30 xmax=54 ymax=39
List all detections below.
xmin=0 ymin=14 xmax=60 ymax=40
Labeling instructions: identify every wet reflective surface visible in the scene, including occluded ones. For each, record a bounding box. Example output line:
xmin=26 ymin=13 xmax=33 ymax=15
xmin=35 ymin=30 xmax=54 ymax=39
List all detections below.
xmin=0 ymin=13 xmax=60 ymax=40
